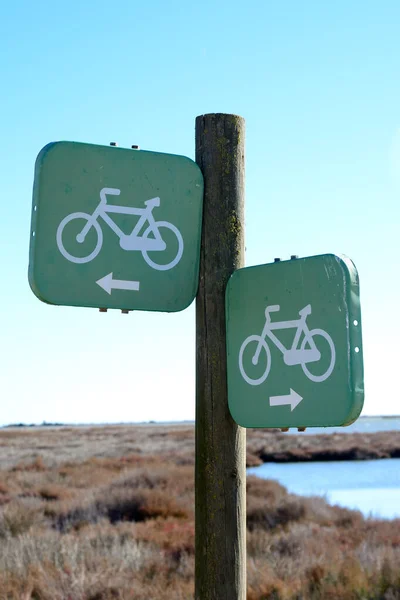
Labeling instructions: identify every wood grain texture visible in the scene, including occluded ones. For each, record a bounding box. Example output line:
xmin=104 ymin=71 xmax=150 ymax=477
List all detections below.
xmin=195 ymin=113 xmax=246 ymax=600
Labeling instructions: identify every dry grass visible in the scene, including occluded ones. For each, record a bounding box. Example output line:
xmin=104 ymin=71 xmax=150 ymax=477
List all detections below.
xmin=0 ymin=425 xmax=195 ymax=471
xmin=1 ymin=423 xmax=399 ymax=470
xmin=0 ymin=424 xmax=399 ymax=599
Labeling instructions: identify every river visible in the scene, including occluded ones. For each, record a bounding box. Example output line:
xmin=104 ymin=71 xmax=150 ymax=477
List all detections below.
xmin=248 ymin=416 xmax=400 ymax=519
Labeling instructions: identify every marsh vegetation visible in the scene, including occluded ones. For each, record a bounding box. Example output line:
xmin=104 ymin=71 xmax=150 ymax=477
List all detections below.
xmin=0 ymin=424 xmax=399 ymax=599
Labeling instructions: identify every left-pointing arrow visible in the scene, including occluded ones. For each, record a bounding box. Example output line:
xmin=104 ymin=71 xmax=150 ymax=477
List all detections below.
xmin=96 ymin=272 xmax=140 ymax=295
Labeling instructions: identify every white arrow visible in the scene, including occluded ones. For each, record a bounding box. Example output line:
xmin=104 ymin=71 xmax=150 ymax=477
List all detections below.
xmin=96 ymin=273 xmax=140 ymax=295
xmin=269 ymin=389 xmax=303 ymax=411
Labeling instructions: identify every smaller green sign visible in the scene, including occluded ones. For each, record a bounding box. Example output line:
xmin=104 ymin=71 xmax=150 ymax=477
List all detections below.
xmin=225 ymin=254 xmax=364 ymax=429
xmin=29 ymin=141 xmax=204 ymax=312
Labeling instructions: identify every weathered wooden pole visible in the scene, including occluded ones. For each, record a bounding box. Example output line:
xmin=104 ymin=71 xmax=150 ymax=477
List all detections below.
xmin=195 ymin=114 xmax=246 ymax=599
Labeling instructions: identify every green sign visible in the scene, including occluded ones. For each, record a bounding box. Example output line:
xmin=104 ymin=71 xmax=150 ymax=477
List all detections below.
xmin=225 ymin=254 xmax=364 ymax=428
xmin=29 ymin=141 xmax=203 ymax=312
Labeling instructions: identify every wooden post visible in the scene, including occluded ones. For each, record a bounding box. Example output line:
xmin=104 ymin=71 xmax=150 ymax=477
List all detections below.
xmin=195 ymin=114 xmax=246 ymax=599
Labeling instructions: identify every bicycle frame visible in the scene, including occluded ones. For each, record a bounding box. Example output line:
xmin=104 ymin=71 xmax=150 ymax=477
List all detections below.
xmin=78 ymin=188 xmax=164 ymax=251
xmin=262 ymin=315 xmax=308 ymax=355
xmin=253 ymin=307 xmax=318 ymax=366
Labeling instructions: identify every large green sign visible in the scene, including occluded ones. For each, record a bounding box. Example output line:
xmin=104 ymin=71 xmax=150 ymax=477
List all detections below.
xmin=29 ymin=142 xmax=203 ymax=312
xmin=225 ymin=254 xmax=364 ymax=428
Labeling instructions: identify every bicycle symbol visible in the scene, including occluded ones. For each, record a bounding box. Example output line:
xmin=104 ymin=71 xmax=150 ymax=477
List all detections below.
xmin=239 ymin=304 xmax=335 ymax=386
xmin=56 ymin=187 xmax=184 ymax=271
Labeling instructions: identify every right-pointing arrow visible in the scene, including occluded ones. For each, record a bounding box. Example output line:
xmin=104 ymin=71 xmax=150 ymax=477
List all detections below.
xmin=269 ymin=389 xmax=303 ymax=411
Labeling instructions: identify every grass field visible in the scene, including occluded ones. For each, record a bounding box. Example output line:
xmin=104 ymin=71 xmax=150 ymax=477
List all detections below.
xmin=0 ymin=424 xmax=399 ymax=599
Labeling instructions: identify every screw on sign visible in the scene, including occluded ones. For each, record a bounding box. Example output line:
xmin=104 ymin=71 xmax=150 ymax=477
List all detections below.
xmin=225 ymin=253 xmax=364 ymax=429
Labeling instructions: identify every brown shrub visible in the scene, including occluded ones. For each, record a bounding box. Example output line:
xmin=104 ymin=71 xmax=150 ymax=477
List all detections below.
xmin=46 ymin=485 xmax=190 ymax=533
xmin=0 ymin=502 xmax=40 ymax=537
xmin=102 ymin=488 xmax=190 ymax=524
xmin=45 ymin=498 xmax=100 ymax=532
xmin=247 ymin=475 xmax=288 ymax=502
xmin=0 ymin=480 xmax=10 ymax=494
xmin=247 ymin=476 xmax=307 ymax=532
xmin=135 ymin=518 xmax=195 ymax=556
xmin=365 ymin=518 xmax=400 ymax=548
xmin=247 ymin=495 xmax=306 ymax=531
xmin=37 ymin=485 xmax=74 ymax=502
xmin=246 ymin=452 xmax=263 ymax=467
xmin=11 ymin=456 xmax=47 ymax=472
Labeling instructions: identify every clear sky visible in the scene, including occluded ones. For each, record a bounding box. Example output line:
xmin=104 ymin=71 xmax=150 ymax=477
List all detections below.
xmin=1 ymin=0 xmax=399 ymax=425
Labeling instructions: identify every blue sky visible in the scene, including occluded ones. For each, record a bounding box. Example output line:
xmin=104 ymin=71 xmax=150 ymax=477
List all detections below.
xmin=1 ymin=0 xmax=399 ymax=425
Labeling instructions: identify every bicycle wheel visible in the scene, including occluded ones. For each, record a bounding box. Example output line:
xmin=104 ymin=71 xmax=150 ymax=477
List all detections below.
xmin=239 ymin=335 xmax=271 ymax=386
xmin=301 ymin=328 xmax=336 ymax=382
xmin=56 ymin=212 xmax=103 ymax=264
xmin=142 ymin=221 xmax=184 ymax=271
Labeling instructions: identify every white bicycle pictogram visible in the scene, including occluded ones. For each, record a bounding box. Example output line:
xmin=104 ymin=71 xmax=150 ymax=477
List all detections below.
xmin=239 ymin=304 xmax=335 ymax=386
xmin=56 ymin=187 xmax=184 ymax=271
